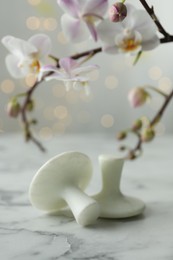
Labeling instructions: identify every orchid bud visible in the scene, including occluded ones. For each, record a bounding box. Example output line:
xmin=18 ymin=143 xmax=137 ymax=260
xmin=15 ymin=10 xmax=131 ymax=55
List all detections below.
xmin=117 ymin=131 xmax=127 ymax=140
xmin=132 ymin=119 xmax=143 ymax=131
xmin=26 ymin=100 xmax=34 ymax=112
xmin=141 ymin=128 xmax=155 ymax=142
xmin=109 ymin=2 xmax=127 ymax=23
xmin=127 ymin=152 xmax=136 ymax=160
xmin=7 ymin=100 xmax=21 ymax=118
xmin=128 ymin=87 xmax=149 ymax=108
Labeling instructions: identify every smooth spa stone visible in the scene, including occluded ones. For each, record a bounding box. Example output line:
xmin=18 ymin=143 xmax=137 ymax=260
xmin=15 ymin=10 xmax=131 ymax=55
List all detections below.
xmin=29 ymin=151 xmax=99 ymax=226
xmin=93 ymin=155 xmax=145 ymax=218
xmin=0 ymin=133 xmax=173 ymax=260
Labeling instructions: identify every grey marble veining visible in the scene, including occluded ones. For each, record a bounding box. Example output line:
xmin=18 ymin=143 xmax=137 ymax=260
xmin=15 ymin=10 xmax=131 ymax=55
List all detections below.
xmin=0 ymin=133 xmax=173 ymax=260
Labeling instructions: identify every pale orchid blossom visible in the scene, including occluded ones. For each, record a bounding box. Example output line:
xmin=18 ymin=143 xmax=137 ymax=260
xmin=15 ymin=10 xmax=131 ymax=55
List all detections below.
xmin=1 ymin=34 xmax=51 ymax=79
xmin=57 ymin=0 xmax=108 ymax=42
xmin=97 ymin=4 xmax=160 ymax=54
xmin=40 ymin=57 xmax=98 ymax=95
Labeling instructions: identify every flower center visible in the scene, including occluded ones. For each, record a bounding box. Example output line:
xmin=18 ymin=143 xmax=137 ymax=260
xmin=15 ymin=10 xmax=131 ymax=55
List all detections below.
xmin=116 ymin=30 xmax=142 ymax=53
xmin=30 ymin=60 xmax=41 ymax=73
xmin=18 ymin=58 xmax=41 ymax=74
xmin=121 ymin=38 xmax=140 ymax=52
xmin=82 ymin=13 xmax=103 ymax=23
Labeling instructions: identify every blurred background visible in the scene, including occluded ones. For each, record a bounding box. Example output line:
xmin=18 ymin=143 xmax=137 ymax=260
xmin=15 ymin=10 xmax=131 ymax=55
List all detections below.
xmin=0 ymin=0 xmax=173 ymax=142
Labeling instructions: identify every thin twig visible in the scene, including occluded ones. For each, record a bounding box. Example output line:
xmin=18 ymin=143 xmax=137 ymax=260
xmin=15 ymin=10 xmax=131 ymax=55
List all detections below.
xmin=128 ymin=89 xmax=173 ymax=158
xmin=20 ymin=47 xmax=102 ymax=151
xmin=138 ymin=0 xmax=170 ymax=38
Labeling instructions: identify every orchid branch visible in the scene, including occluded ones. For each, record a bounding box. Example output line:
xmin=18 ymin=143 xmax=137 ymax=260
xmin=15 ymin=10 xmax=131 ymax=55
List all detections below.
xmin=19 ymin=47 xmax=102 ymax=151
xmin=119 ymin=88 xmax=173 ymax=160
xmin=139 ymin=0 xmax=173 ymax=42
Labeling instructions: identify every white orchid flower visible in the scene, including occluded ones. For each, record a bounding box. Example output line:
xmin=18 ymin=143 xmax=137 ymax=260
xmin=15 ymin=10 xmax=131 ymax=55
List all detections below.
xmin=57 ymin=0 xmax=108 ymax=42
xmin=1 ymin=34 xmax=51 ymax=79
xmin=97 ymin=4 xmax=160 ymax=54
xmin=40 ymin=57 xmax=99 ymax=95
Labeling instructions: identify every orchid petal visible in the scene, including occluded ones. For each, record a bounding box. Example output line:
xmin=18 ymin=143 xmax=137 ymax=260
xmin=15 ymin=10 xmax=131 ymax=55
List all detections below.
xmin=122 ymin=4 xmax=136 ymax=28
xmin=132 ymin=11 xmax=159 ymax=42
xmin=2 ymin=36 xmax=36 ymax=58
xmin=142 ymin=36 xmax=160 ymax=51
xmin=59 ymin=57 xmax=78 ymax=73
xmin=28 ymin=34 xmax=51 ymax=59
xmin=132 ymin=10 xmax=156 ymax=32
xmin=41 ymin=65 xmax=58 ymax=73
xmin=103 ymin=45 xmax=119 ymax=54
xmin=85 ymin=21 xmax=98 ymax=41
xmin=41 ymin=65 xmax=66 ymax=78
xmin=61 ymin=14 xmax=89 ymax=42
xmin=83 ymin=0 xmax=108 ymax=17
xmin=45 ymin=74 xmax=66 ymax=81
xmin=73 ymin=64 xmax=98 ymax=75
xmin=57 ymin=0 xmax=79 ymax=18
xmin=97 ymin=19 xmax=122 ymax=44
xmin=5 ymin=54 xmax=25 ymax=78
xmin=46 ymin=75 xmax=88 ymax=82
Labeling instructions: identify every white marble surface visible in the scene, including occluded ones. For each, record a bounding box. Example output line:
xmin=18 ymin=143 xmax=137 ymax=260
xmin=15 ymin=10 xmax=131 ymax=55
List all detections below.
xmin=0 ymin=133 xmax=173 ymax=260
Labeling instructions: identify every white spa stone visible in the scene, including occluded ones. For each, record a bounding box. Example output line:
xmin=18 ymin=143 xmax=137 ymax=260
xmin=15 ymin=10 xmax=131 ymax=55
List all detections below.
xmin=1 ymin=134 xmax=173 ymax=259
xmin=29 ymin=151 xmax=100 ymax=226
xmin=93 ymin=155 xmax=145 ymax=218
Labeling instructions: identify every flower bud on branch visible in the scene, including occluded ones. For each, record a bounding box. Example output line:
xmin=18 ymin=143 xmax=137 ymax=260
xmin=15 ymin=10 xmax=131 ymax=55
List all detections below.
xmin=109 ymin=2 xmax=127 ymax=23
xmin=7 ymin=99 xmax=21 ymax=118
xmin=128 ymin=87 xmax=150 ymax=108
xmin=141 ymin=127 xmax=155 ymax=142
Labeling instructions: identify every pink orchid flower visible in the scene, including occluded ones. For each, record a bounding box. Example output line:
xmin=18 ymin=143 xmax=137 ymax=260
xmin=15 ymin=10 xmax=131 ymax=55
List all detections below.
xmin=57 ymin=0 xmax=108 ymax=42
xmin=1 ymin=34 xmax=51 ymax=78
xmin=40 ymin=57 xmax=99 ymax=95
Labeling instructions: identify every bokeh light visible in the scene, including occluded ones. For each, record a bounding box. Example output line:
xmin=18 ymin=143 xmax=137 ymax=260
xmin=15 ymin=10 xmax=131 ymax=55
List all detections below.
xmin=105 ymin=75 xmax=119 ymax=89
xmin=148 ymin=66 xmax=162 ymax=80
xmin=158 ymin=77 xmax=172 ymax=94
xmin=101 ymin=114 xmax=114 ymax=128
xmin=28 ymin=0 xmax=41 ymax=6
xmin=54 ymin=105 xmax=68 ymax=120
xmin=39 ymin=126 xmax=53 ymax=140
xmin=57 ymin=32 xmax=68 ymax=45
xmin=26 ymin=16 xmax=40 ymax=30
xmin=43 ymin=18 xmax=57 ymax=31
xmin=1 ymin=80 xmax=15 ymax=94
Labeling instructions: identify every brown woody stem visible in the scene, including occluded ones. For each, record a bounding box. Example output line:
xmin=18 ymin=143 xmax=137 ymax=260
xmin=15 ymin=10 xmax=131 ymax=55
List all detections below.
xmin=20 ymin=47 xmax=102 ymax=151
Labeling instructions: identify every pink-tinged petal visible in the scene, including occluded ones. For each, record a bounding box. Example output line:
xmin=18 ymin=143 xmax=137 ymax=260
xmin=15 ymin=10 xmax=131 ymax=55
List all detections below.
xmin=45 ymin=74 xmax=66 ymax=81
xmin=28 ymin=34 xmax=51 ymax=59
xmin=97 ymin=19 xmax=122 ymax=44
xmin=142 ymin=36 xmax=160 ymax=51
xmin=41 ymin=65 xmax=66 ymax=78
xmin=73 ymin=64 xmax=98 ymax=75
xmin=41 ymin=65 xmax=59 ymax=73
xmin=103 ymin=44 xmax=119 ymax=54
xmin=122 ymin=4 xmax=136 ymax=28
xmin=46 ymin=75 xmax=86 ymax=82
xmin=57 ymin=0 xmax=79 ymax=18
xmin=66 ymin=76 xmax=88 ymax=81
xmin=2 ymin=36 xmax=36 ymax=58
xmin=5 ymin=54 xmax=25 ymax=78
xmin=83 ymin=0 xmax=108 ymax=17
xmin=61 ymin=14 xmax=89 ymax=42
xmin=85 ymin=21 xmax=98 ymax=41
xmin=59 ymin=57 xmax=78 ymax=73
